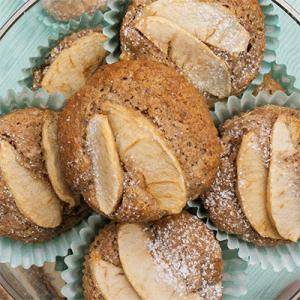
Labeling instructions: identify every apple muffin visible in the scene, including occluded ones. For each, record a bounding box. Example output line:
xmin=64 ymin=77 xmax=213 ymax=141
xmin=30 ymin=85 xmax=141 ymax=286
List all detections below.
xmin=42 ymin=0 xmax=108 ymax=21
xmin=83 ymin=211 xmax=223 ymax=300
xmin=120 ymin=0 xmax=266 ymax=108
xmin=57 ymin=60 xmax=220 ymax=222
xmin=202 ymin=105 xmax=300 ymax=246
xmin=31 ymin=26 xmax=108 ymax=99
xmin=0 ymin=107 xmax=91 ymax=244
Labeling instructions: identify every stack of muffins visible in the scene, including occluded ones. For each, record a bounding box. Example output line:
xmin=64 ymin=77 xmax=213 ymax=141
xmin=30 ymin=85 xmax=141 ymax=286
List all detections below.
xmin=2 ymin=0 xmax=300 ymax=298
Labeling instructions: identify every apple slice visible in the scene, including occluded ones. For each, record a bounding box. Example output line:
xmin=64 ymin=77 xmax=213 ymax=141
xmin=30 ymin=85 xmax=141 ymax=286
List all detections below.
xmin=118 ymin=223 xmax=201 ymax=300
xmin=90 ymin=251 xmax=141 ymax=300
xmin=286 ymin=117 xmax=300 ymax=142
xmin=267 ymin=115 xmax=300 ymax=242
xmin=135 ymin=0 xmax=250 ymax=56
xmin=87 ymin=114 xmax=124 ymax=215
xmin=41 ymin=32 xmax=108 ymax=99
xmin=236 ymin=131 xmax=282 ymax=239
xmin=0 ymin=140 xmax=62 ymax=228
xmin=135 ymin=16 xmax=231 ymax=98
xmin=42 ymin=112 xmax=78 ymax=207
xmin=101 ymin=102 xmax=186 ymax=214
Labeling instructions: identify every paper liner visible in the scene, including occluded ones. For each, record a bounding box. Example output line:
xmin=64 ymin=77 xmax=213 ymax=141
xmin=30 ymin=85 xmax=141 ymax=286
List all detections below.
xmin=191 ymin=87 xmax=300 ymax=272
xmin=0 ymin=88 xmax=89 ymax=269
xmin=103 ymin=0 xmax=279 ymax=91
xmin=17 ymin=10 xmax=109 ymax=90
xmin=61 ymin=210 xmax=248 ymax=300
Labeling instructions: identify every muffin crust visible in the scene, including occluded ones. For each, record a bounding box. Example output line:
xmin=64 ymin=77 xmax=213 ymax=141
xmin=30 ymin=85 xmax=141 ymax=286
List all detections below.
xmin=202 ymin=105 xmax=299 ymax=245
xmin=58 ymin=60 xmax=220 ymax=222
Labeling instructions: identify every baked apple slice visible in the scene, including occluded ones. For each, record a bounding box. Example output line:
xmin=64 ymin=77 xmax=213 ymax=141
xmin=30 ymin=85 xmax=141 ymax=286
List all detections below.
xmin=134 ymin=16 xmax=231 ymax=98
xmin=90 ymin=250 xmax=141 ymax=300
xmin=42 ymin=112 xmax=78 ymax=207
xmin=41 ymin=32 xmax=108 ymax=98
xmin=135 ymin=0 xmax=250 ymax=56
xmin=87 ymin=114 xmax=124 ymax=215
xmin=236 ymin=131 xmax=282 ymax=239
xmin=267 ymin=115 xmax=300 ymax=242
xmin=0 ymin=140 xmax=62 ymax=228
xmin=101 ymin=102 xmax=187 ymax=214
xmin=118 ymin=223 xmax=202 ymax=300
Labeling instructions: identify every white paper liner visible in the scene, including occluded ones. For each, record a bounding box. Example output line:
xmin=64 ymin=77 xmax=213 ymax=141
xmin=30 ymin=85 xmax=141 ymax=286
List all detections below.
xmin=0 ymin=88 xmax=89 ymax=269
xmin=61 ymin=210 xmax=248 ymax=300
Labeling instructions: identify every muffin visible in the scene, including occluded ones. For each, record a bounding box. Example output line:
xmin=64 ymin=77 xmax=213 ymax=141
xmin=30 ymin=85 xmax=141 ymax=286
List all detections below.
xmin=253 ymin=74 xmax=286 ymax=96
xmin=32 ymin=27 xmax=108 ymax=99
xmin=57 ymin=60 xmax=220 ymax=222
xmin=0 ymin=107 xmax=91 ymax=243
xmin=203 ymin=105 xmax=300 ymax=246
xmin=83 ymin=211 xmax=223 ymax=300
xmin=41 ymin=0 xmax=108 ymax=21
xmin=120 ymin=0 xmax=266 ymax=108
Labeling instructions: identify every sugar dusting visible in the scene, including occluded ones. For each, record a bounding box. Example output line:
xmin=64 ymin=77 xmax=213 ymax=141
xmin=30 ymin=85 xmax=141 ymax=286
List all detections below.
xmin=203 ymin=106 xmax=300 ymax=245
xmin=144 ymin=213 xmax=223 ymax=299
xmin=120 ymin=0 xmax=266 ymax=104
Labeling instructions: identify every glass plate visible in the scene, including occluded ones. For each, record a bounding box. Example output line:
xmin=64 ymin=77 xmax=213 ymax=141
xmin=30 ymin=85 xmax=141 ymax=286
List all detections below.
xmin=0 ymin=1 xmax=299 ymax=299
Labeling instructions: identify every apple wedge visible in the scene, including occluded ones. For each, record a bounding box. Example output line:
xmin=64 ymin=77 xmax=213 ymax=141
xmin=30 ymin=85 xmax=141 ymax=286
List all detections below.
xmin=87 ymin=114 xmax=124 ymax=215
xmin=287 ymin=117 xmax=300 ymax=143
xmin=118 ymin=223 xmax=202 ymax=300
xmin=236 ymin=131 xmax=282 ymax=239
xmin=90 ymin=251 xmax=141 ymax=300
xmin=42 ymin=112 xmax=78 ymax=207
xmin=267 ymin=115 xmax=300 ymax=242
xmin=101 ymin=102 xmax=187 ymax=214
xmin=0 ymin=140 xmax=62 ymax=228
xmin=135 ymin=0 xmax=250 ymax=56
xmin=41 ymin=32 xmax=108 ymax=99
xmin=134 ymin=16 xmax=231 ymax=98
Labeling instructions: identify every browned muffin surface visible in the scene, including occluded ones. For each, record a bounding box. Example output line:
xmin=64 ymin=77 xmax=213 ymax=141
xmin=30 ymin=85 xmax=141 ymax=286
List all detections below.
xmin=0 ymin=108 xmax=91 ymax=243
xmin=58 ymin=60 xmax=220 ymax=222
xmin=253 ymin=74 xmax=286 ymax=96
xmin=42 ymin=0 xmax=108 ymax=21
xmin=83 ymin=211 xmax=223 ymax=300
xmin=202 ymin=105 xmax=300 ymax=246
xmin=120 ymin=0 xmax=266 ymax=108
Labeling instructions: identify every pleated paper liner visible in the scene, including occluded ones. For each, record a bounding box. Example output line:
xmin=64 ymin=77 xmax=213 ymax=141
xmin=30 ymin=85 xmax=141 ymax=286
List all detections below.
xmin=60 ymin=210 xmax=248 ymax=300
xmin=192 ymin=87 xmax=300 ymax=273
xmin=0 ymin=88 xmax=89 ymax=269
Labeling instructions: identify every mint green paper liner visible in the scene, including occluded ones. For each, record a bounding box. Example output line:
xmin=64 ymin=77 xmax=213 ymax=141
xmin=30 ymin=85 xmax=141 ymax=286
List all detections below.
xmin=0 ymin=88 xmax=89 ymax=269
xmin=61 ymin=210 xmax=248 ymax=300
xmin=193 ymin=89 xmax=300 ymax=273
xmin=17 ymin=10 xmax=109 ymax=90
xmin=103 ymin=0 xmax=279 ymax=91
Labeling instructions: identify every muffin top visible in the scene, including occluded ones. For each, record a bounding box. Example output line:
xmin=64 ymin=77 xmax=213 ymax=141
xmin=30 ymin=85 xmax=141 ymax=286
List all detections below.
xmin=58 ymin=60 xmax=220 ymax=222
xmin=41 ymin=0 xmax=108 ymax=21
xmin=120 ymin=0 xmax=266 ymax=108
xmin=0 ymin=107 xmax=91 ymax=243
xmin=83 ymin=211 xmax=223 ymax=300
xmin=202 ymin=105 xmax=300 ymax=246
